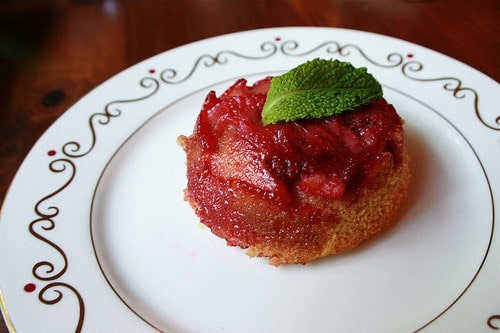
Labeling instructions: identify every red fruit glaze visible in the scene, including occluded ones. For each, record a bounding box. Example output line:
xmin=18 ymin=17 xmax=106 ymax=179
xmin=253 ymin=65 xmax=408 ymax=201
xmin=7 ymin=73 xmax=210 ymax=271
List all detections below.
xmin=189 ymin=77 xmax=404 ymax=206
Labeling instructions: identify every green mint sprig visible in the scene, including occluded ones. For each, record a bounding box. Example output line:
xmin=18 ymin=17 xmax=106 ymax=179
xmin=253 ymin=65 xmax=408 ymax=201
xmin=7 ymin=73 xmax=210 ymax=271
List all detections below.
xmin=262 ymin=58 xmax=383 ymax=125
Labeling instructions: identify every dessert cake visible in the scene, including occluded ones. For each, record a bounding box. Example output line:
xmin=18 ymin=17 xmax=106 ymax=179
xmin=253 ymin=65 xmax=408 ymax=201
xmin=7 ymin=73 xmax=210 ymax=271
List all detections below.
xmin=178 ymin=60 xmax=410 ymax=266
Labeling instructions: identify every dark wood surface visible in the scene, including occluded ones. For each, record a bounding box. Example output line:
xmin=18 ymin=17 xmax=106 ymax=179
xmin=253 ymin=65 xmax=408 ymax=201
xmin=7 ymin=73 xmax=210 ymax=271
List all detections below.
xmin=0 ymin=1 xmax=498 ymax=332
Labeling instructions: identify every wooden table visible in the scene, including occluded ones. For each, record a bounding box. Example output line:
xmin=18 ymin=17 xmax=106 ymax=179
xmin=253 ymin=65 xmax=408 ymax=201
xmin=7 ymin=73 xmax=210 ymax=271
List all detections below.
xmin=0 ymin=1 xmax=498 ymax=332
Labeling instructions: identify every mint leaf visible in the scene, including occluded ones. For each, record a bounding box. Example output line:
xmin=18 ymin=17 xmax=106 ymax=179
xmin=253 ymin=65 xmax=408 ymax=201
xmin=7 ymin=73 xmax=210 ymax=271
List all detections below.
xmin=262 ymin=58 xmax=383 ymax=125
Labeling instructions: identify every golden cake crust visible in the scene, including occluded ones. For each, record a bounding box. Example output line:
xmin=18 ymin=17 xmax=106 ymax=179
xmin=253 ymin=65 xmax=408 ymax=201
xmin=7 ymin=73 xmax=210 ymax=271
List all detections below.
xmin=245 ymin=147 xmax=410 ymax=265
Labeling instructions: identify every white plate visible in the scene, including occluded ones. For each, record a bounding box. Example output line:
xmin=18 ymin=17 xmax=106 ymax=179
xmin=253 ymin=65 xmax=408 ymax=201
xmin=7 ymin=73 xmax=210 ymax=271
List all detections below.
xmin=0 ymin=27 xmax=499 ymax=333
